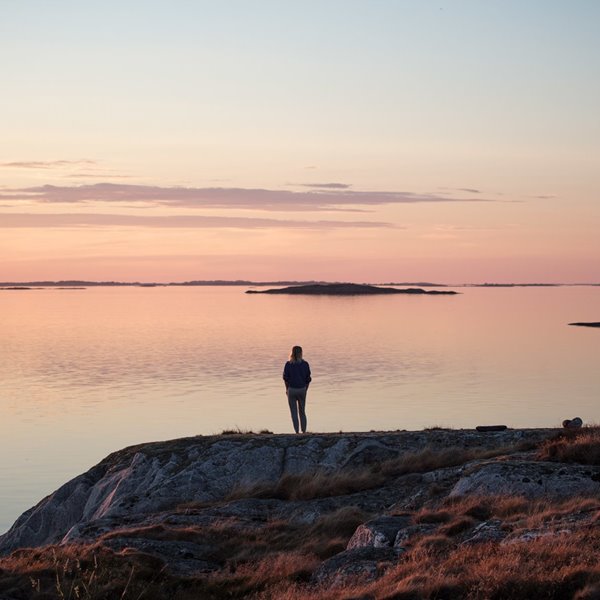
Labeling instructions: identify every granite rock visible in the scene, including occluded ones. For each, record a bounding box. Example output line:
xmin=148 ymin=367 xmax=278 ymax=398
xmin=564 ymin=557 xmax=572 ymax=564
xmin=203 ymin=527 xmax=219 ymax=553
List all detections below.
xmin=0 ymin=429 xmax=555 ymax=556
xmin=450 ymin=461 xmax=600 ymax=500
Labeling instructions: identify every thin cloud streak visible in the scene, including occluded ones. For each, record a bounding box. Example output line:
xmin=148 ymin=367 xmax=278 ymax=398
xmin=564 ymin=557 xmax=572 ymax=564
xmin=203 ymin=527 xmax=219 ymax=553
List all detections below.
xmin=0 ymin=160 xmax=97 ymax=169
xmin=0 ymin=183 xmax=493 ymax=212
xmin=63 ymin=173 xmax=134 ymax=179
xmin=0 ymin=212 xmax=394 ymax=229
xmin=298 ymin=182 xmax=352 ymax=189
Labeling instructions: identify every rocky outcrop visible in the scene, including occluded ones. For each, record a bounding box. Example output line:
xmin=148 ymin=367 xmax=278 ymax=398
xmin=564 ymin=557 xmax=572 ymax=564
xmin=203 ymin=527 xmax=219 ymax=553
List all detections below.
xmin=311 ymin=547 xmax=396 ymax=587
xmin=2 ymin=428 xmax=599 ymax=599
xmin=0 ymin=429 xmax=550 ymax=556
xmin=449 ymin=460 xmax=600 ymax=499
xmin=346 ymin=516 xmax=412 ymax=550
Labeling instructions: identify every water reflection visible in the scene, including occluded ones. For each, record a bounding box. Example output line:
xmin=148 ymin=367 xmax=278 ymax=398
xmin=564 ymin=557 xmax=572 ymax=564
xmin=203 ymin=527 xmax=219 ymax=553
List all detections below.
xmin=0 ymin=285 xmax=598 ymax=532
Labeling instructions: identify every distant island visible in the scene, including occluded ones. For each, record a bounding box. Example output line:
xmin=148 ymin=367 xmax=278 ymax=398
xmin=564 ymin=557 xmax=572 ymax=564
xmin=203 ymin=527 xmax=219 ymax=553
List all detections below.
xmin=246 ymin=283 xmax=458 ymax=295
xmin=569 ymin=322 xmax=600 ymax=328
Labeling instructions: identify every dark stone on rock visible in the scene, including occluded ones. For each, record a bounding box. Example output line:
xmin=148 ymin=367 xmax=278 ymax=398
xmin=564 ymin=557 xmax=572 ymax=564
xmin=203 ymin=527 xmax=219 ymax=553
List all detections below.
xmin=476 ymin=425 xmax=507 ymax=432
xmin=562 ymin=417 xmax=583 ymax=428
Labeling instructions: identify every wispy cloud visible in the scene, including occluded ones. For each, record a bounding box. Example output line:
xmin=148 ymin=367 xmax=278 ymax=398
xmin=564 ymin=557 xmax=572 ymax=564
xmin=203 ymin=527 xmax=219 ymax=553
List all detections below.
xmin=419 ymin=223 xmax=505 ymax=239
xmin=0 ymin=212 xmax=394 ymax=229
xmin=438 ymin=187 xmax=482 ymax=194
xmin=0 ymin=160 xmax=97 ymax=169
xmin=298 ymin=182 xmax=352 ymax=189
xmin=0 ymin=183 xmax=493 ymax=212
xmin=62 ymin=173 xmax=134 ymax=179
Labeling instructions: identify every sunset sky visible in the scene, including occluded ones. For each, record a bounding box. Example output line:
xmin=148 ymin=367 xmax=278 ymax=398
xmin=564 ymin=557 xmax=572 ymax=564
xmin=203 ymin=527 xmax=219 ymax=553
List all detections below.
xmin=2 ymin=1 xmax=599 ymax=283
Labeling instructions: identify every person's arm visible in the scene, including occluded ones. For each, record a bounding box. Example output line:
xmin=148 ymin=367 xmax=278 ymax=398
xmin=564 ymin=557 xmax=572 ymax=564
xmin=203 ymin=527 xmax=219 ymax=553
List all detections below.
xmin=305 ymin=362 xmax=311 ymax=390
xmin=283 ymin=363 xmax=290 ymax=393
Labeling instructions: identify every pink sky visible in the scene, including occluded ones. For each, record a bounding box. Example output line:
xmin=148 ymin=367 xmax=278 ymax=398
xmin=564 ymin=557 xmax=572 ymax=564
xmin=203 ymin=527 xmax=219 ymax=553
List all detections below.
xmin=2 ymin=3 xmax=599 ymax=283
xmin=1 ymin=175 xmax=598 ymax=283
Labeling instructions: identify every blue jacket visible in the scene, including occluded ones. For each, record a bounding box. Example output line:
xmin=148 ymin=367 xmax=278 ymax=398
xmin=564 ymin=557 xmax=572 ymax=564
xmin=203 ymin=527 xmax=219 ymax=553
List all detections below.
xmin=283 ymin=360 xmax=312 ymax=389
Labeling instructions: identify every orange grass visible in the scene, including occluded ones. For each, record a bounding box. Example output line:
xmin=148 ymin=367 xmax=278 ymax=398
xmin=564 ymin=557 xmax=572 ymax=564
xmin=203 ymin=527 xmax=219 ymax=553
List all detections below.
xmin=2 ymin=496 xmax=599 ymax=599
xmin=539 ymin=426 xmax=600 ymax=465
xmin=101 ymin=505 xmax=368 ymax=563
xmin=353 ymin=527 xmax=600 ymax=600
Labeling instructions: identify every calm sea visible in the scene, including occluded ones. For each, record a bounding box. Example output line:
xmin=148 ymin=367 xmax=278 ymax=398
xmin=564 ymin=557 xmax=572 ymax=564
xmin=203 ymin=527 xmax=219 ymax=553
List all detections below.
xmin=1 ymin=285 xmax=598 ymax=532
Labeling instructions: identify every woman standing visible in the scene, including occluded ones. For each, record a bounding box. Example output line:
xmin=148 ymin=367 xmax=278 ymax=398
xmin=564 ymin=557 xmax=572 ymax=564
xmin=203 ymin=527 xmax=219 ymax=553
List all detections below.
xmin=283 ymin=345 xmax=312 ymax=433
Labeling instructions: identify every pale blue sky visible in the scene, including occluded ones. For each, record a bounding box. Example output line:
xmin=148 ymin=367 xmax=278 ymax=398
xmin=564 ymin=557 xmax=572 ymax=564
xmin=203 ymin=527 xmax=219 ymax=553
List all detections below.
xmin=3 ymin=1 xmax=599 ymax=169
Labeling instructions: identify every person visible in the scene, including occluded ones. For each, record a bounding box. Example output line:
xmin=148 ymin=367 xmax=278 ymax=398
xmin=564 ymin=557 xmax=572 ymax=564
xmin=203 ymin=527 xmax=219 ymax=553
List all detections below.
xmin=283 ymin=345 xmax=311 ymax=433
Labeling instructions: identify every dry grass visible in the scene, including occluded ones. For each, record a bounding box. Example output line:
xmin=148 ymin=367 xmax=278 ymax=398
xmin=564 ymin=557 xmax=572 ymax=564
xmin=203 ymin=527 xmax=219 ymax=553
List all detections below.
xmin=230 ymin=522 xmax=600 ymax=599
xmin=227 ymin=470 xmax=386 ymax=502
xmin=442 ymin=493 xmax=600 ymax=524
xmin=437 ymin=516 xmax=477 ymax=537
xmin=539 ymin=426 xmax=600 ymax=465
xmin=413 ymin=508 xmax=452 ymax=524
xmin=0 ymin=506 xmax=368 ymax=599
xmin=219 ymin=428 xmax=273 ymax=436
xmin=220 ymin=427 xmax=256 ymax=435
xmin=2 ymin=494 xmax=599 ymax=599
xmin=352 ymin=527 xmax=600 ymax=600
xmin=101 ymin=505 xmax=368 ymax=564
xmin=228 ymin=445 xmax=516 ymax=503
xmin=205 ymin=551 xmax=319 ymax=598
xmin=377 ymin=446 xmax=509 ymax=478
xmin=0 ymin=544 xmax=171 ymax=600
xmin=411 ymin=533 xmax=452 ymax=553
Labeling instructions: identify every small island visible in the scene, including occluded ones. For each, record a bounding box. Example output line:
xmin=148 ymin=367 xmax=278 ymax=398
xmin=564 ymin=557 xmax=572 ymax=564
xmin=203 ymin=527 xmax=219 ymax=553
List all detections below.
xmin=246 ymin=283 xmax=457 ymax=295
xmin=569 ymin=322 xmax=600 ymax=328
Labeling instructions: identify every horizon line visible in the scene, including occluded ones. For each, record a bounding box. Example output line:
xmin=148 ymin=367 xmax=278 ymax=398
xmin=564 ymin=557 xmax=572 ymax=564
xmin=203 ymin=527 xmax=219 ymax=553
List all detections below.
xmin=1 ymin=280 xmax=599 ymax=288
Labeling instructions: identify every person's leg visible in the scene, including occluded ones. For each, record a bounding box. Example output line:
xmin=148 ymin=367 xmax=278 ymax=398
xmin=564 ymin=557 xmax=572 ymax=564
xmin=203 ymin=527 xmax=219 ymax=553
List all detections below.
xmin=297 ymin=388 xmax=307 ymax=433
xmin=287 ymin=389 xmax=300 ymax=433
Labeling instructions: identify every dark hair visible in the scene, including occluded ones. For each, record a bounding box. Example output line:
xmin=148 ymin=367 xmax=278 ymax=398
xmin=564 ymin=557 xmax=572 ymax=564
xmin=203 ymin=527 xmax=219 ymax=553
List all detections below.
xmin=289 ymin=346 xmax=303 ymax=363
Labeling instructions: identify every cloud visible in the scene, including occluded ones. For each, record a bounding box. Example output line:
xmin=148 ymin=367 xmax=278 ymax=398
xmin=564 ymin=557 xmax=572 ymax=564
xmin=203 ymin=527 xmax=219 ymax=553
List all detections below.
xmin=0 ymin=160 xmax=97 ymax=169
xmin=438 ymin=187 xmax=482 ymax=194
xmin=299 ymin=182 xmax=352 ymax=189
xmin=63 ymin=173 xmax=134 ymax=179
xmin=0 ymin=183 xmax=492 ymax=212
xmin=0 ymin=212 xmax=394 ymax=229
